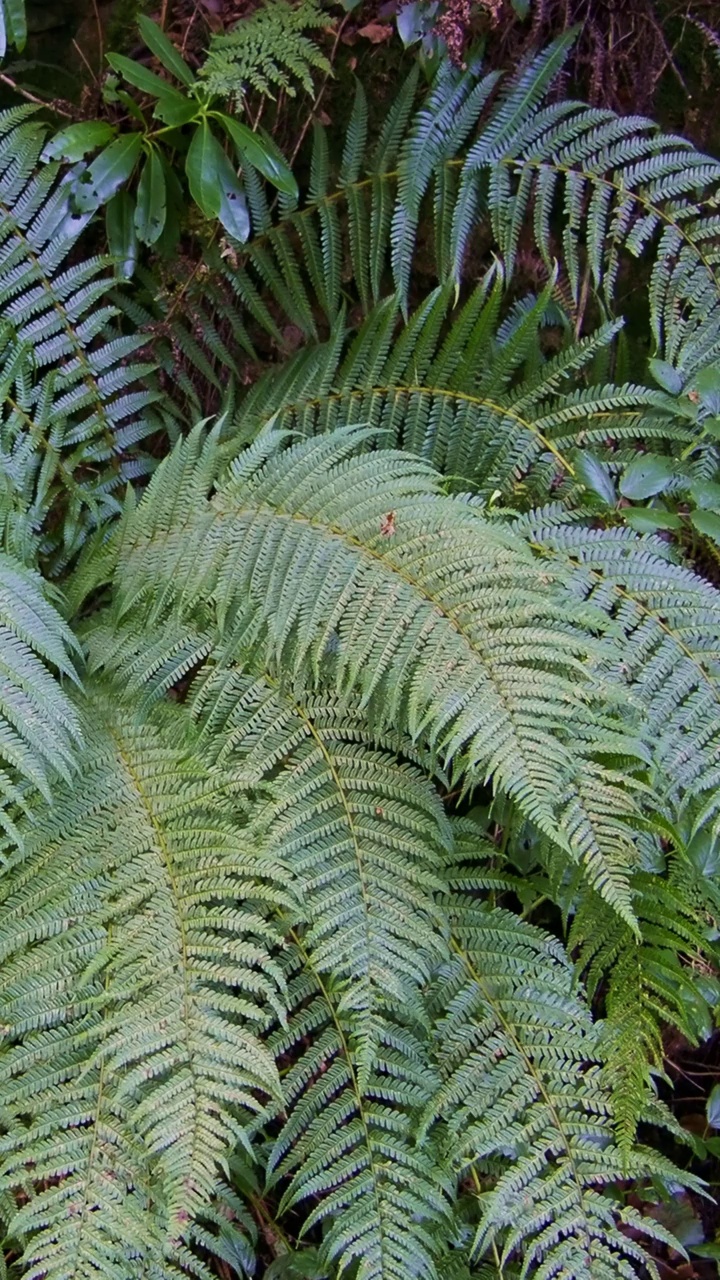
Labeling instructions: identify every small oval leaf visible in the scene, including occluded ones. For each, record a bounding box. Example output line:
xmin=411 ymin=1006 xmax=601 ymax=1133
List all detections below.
xmin=623 ymin=507 xmax=681 ymax=533
xmin=649 ymin=357 xmax=683 ymax=396
xmin=574 ymin=450 xmax=616 ymax=505
xmin=691 ymin=508 xmax=720 ymax=546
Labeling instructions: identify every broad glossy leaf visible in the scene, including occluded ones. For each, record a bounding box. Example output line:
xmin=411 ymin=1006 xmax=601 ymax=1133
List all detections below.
xmin=138 ymin=14 xmax=195 ymax=87
xmin=72 ymin=133 xmax=143 ymax=214
xmin=186 ymin=120 xmax=223 ymax=218
xmin=619 ymin=454 xmax=674 ymax=500
xmin=574 ymin=449 xmax=615 ymax=505
xmin=41 ymin=121 xmax=116 ymax=163
xmin=623 ymin=507 xmax=681 ymax=533
xmin=649 ymin=357 xmax=683 ymax=395
xmin=135 ymin=148 xmax=167 ymax=245
xmin=216 ymin=151 xmax=251 ymax=242
xmin=107 ymin=52 xmax=197 ymax=124
xmin=154 ymin=153 xmax=182 ymax=255
xmin=691 ymin=508 xmax=720 ymax=545
xmin=708 ymin=1084 xmax=720 ymax=1129
xmin=106 ymin=189 xmax=138 ymax=280
xmin=219 ymin=114 xmax=298 ymax=198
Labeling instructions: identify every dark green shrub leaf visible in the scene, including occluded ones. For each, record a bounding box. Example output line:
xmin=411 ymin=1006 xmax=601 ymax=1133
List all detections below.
xmin=106 ymin=189 xmax=138 ymax=279
xmin=72 ymin=133 xmax=143 ymax=214
xmin=216 ymin=150 xmax=250 ymax=241
xmin=138 ymin=14 xmax=196 ymax=87
xmin=219 ymin=114 xmax=298 ymax=197
xmin=619 ymin=454 xmax=675 ymax=500
xmin=41 ymin=121 xmax=116 ymax=163
xmin=707 ymin=1084 xmax=720 ymax=1129
xmin=186 ymin=120 xmax=223 ymax=218
xmin=106 ymin=52 xmax=197 ymax=124
xmin=135 ymin=148 xmax=167 ymax=245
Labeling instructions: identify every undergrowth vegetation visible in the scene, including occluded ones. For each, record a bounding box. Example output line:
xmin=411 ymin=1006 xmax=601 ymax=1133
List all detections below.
xmin=0 ymin=2 xmax=719 ymax=1278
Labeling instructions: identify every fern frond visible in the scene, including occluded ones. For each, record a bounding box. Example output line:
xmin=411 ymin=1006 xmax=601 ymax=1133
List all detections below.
xmin=0 ymin=686 xmax=287 ymax=1275
xmin=517 ymin=510 xmax=720 ymax=831
xmin=201 ymin=0 xmax=330 ymax=101
xmin=571 ymin=863 xmax=716 ymax=1149
xmin=426 ymin=839 xmax=697 ymax=1279
xmin=165 ymin=38 xmax=720 ymax=390
xmin=192 ymin=662 xmax=450 ymax=1059
xmin=266 ymin=938 xmax=450 ymax=1280
xmin=221 ymin=276 xmax=686 ymax=504
xmin=0 ymin=550 xmax=80 ymax=833
xmin=0 ymin=110 xmax=161 ymax=566
xmin=113 ymin=426 xmax=647 ymax=904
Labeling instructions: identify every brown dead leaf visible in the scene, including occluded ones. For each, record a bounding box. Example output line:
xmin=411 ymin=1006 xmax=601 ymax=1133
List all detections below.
xmin=358 ymin=21 xmax=393 ymax=41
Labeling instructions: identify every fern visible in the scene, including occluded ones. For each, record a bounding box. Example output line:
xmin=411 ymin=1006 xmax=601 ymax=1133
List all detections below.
xmin=201 ymin=0 xmax=331 ymax=102
xmin=571 ymin=866 xmax=714 ymax=1151
xmin=111 ymin=423 xmax=652 ymax=924
xmin=0 ymin=686 xmax=287 ymax=1277
xmin=0 ymin=34 xmax=718 ymax=1280
xmin=165 ymin=35 xmax=720 ymax=395
xmin=217 ymin=274 xmax=688 ymax=507
xmin=0 ymin=108 xmax=162 ymax=569
xmin=266 ymin=939 xmax=450 ymax=1280
xmin=0 ymin=549 xmax=80 ymax=838
xmin=425 ymin=838 xmax=695 ymax=1279
xmin=516 ymin=509 xmax=720 ymax=831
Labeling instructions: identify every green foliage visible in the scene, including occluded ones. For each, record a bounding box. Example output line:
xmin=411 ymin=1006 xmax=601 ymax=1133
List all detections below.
xmin=47 ymin=15 xmax=298 ymax=263
xmin=0 ymin=25 xmax=720 ymax=1280
xmin=201 ymin=0 xmax=331 ymax=101
xmin=0 ymin=686 xmax=287 ymax=1277
xmin=0 ymin=105 xmax=161 ymax=568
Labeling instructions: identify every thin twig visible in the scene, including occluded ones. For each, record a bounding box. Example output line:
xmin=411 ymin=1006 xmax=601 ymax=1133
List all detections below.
xmin=0 ymin=73 xmax=74 ymax=118
xmin=91 ymin=0 xmax=104 ymax=70
xmin=160 ymin=0 xmax=171 ymax=30
xmin=72 ymin=37 xmax=97 ymax=84
xmin=289 ymin=12 xmax=350 ymax=165
xmin=180 ymin=4 xmax=201 ymax=57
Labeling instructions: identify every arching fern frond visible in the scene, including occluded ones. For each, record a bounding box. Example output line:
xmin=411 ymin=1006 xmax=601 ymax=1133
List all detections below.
xmin=192 ymin=662 xmax=450 ymax=1056
xmin=0 ymin=108 xmax=161 ymax=568
xmin=113 ymin=425 xmax=646 ymax=918
xmin=0 ymin=687 xmax=287 ymax=1276
xmin=516 ymin=509 xmax=720 ymax=832
xmin=0 ymin=550 xmax=80 ymax=835
xmin=425 ymin=839 xmax=695 ymax=1279
xmin=265 ymin=937 xmax=450 ymax=1280
xmin=571 ymin=865 xmax=713 ymax=1151
xmin=163 ymin=36 xmax=720 ymax=398
xmin=222 ymin=275 xmax=684 ymax=504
